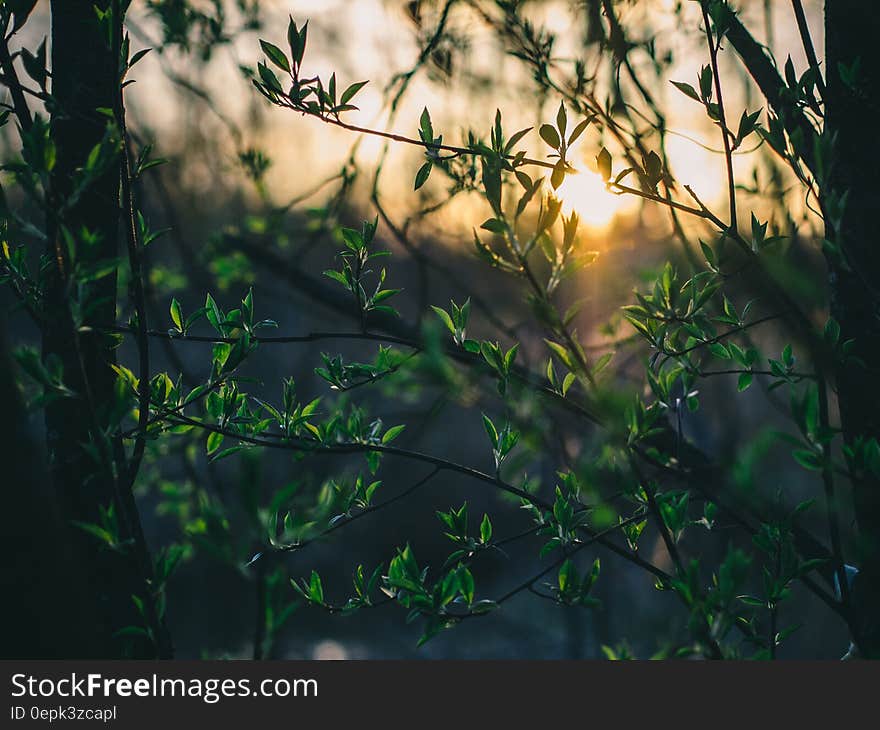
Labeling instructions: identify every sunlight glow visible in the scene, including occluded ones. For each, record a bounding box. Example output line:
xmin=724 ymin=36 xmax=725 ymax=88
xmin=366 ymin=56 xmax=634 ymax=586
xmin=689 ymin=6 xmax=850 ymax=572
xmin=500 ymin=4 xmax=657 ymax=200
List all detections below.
xmin=555 ymin=165 xmax=629 ymax=228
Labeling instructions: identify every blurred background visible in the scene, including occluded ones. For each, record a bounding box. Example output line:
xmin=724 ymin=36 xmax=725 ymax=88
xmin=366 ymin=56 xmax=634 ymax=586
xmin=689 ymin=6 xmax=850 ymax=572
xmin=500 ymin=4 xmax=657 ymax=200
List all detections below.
xmin=3 ymin=0 xmax=848 ymax=658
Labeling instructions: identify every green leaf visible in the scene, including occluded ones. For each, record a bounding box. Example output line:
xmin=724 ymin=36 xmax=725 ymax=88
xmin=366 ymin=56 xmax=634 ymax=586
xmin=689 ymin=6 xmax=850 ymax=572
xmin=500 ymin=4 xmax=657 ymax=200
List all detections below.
xmin=382 ymin=424 xmax=406 ymax=444
xmin=340 ymin=80 xmax=368 ymax=105
xmin=457 ymin=567 xmax=475 ymax=604
xmin=309 ymin=570 xmax=324 ymax=603
xmin=671 ymin=80 xmax=701 ymax=102
xmin=481 ymin=156 xmax=503 ymax=213
xmin=709 ymin=342 xmax=731 ymax=359
xmin=505 ymin=126 xmax=532 ymax=153
xmin=481 ymin=413 xmax=498 ymax=447
xmin=414 ymin=161 xmax=432 ymax=190
xmin=539 ymin=124 xmax=560 ymax=150
xmin=430 ymin=306 xmax=455 ymax=335
xmin=205 ymin=293 xmax=223 ymax=331
xmin=555 ymin=102 xmax=567 ymax=137
xmin=558 ymin=559 xmax=575 ymax=592
xmin=260 ymin=40 xmax=290 ymax=72
xmin=206 ymin=430 xmax=224 ymax=455
xmin=210 ymin=445 xmax=252 ymax=462
xmin=823 ymin=317 xmax=840 ymax=348
xmin=480 ymin=514 xmax=492 ymax=543
xmin=419 ymin=107 xmax=433 ymax=142
xmin=699 ymin=64 xmax=713 ymax=101
xmin=597 ymin=147 xmax=612 ymax=181
xmin=71 ymin=521 xmax=115 ymax=546
xmin=551 ymin=160 xmax=566 ymax=190
xmin=567 ymin=118 xmax=591 ymax=146
xmin=170 ymin=297 xmax=183 ymax=331
xmin=113 ymin=626 xmax=150 ymax=639
xmin=737 ymin=372 xmax=753 ymax=391
xmin=700 ymin=240 xmax=716 ymax=269
xmin=257 ymin=62 xmax=282 ymax=93
xmin=129 ymin=48 xmax=152 ymax=69
xmin=792 ymin=449 xmax=822 ymax=471
xmin=480 ymin=218 xmax=506 ymax=234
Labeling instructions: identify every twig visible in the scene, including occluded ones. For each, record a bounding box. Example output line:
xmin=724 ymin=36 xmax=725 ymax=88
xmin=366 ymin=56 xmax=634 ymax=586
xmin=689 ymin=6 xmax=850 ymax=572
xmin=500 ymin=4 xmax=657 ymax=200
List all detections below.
xmin=790 ymin=0 xmax=826 ymax=100
xmin=700 ymin=2 xmax=737 ymax=232
xmin=113 ymin=38 xmax=151 ymax=495
xmin=817 ymin=376 xmax=849 ymax=609
xmin=276 ymin=98 xmax=556 ymax=171
xmin=164 ymin=411 xmax=669 ymax=582
xmin=0 ymin=23 xmax=32 ymax=131
xmin=274 ymin=467 xmax=441 ymax=556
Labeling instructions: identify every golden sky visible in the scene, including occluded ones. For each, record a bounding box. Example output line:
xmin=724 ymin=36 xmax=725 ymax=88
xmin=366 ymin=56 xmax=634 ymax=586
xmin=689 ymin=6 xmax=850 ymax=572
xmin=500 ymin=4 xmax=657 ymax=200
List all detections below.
xmin=121 ymin=0 xmax=824 ymax=234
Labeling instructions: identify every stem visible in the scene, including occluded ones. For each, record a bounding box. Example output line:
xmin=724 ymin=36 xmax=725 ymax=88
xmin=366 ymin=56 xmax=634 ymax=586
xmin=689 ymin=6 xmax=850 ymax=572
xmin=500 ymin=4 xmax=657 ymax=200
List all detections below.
xmin=100 ymin=324 xmax=604 ymax=425
xmin=0 ymin=23 xmax=32 ymax=131
xmin=113 ymin=24 xmax=151 ymax=495
xmin=112 ymin=0 xmax=172 ymax=659
xmin=818 ymin=376 xmax=849 ymax=608
xmin=610 ymin=182 xmax=711 ymax=219
xmin=491 ymin=512 xmax=648 ymax=606
xmin=274 ymin=467 xmax=441 ymax=555
xmin=643 ymin=479 xmax=683 ymax=575
xmin=166 ymin=411 xmax=670 ymax=582
xmin=790 ymin=0 xmax=826 ymax=99
xmin=661 ymin=314 xmax=782 ymax=358
xmin=719 ymin=2 xmax=818 ymax=174
xmin=297 ymin=108 xmax=556 ymax=171
xmin=636 ymin=445 xmax=844 ymax=618
xmin=701 ymin=2 xmax=737 ymax=232
xmin=502 ymin=222 xmax=596 ymax=388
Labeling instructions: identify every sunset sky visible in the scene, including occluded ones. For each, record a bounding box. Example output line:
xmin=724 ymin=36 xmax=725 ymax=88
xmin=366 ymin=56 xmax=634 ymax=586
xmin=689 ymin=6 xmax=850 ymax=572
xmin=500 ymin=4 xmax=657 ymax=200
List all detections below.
xmin=118 ymin=0 xmax=824 ymax=235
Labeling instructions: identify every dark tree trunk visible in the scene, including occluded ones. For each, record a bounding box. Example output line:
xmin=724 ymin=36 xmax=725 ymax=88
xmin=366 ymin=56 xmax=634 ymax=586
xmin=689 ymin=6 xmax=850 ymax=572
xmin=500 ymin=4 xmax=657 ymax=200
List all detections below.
xmin=41 ymin=0 xmax=155 ymax=657
xmin=0 ymin=310 xmax=95 ymax=657
xmin=825 ymin=0 xmax=880 ymax=657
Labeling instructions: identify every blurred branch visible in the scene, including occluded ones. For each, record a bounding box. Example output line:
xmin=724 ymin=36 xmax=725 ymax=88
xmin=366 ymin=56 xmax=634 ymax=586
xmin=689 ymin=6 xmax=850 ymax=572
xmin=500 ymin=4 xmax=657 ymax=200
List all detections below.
xmin=718 ymin=2 xmax=818 ymax=174
xmin=700 ymin=1 xmax=738 ymax=232
xmin=0 ymin=22 xmax=32 ymax=131
xmin=790 ymin=0 xmax=826 ymax=100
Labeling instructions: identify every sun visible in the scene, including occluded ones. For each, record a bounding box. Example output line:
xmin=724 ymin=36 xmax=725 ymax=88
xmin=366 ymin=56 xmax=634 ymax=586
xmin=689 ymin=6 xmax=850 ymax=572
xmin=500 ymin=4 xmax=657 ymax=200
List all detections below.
xmin=555 ymin=165 xmax=629 ymax=228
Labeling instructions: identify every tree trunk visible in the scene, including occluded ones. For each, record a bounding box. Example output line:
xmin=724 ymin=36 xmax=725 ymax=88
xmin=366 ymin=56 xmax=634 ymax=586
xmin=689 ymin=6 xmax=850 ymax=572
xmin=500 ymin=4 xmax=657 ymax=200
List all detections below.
xmin=41 ymin=0 xmax=156 ymax=658
xmin=0 ymin=310 xmax=96 ymax=657
xmin=825 ymin=0 xmax=880 ymax=658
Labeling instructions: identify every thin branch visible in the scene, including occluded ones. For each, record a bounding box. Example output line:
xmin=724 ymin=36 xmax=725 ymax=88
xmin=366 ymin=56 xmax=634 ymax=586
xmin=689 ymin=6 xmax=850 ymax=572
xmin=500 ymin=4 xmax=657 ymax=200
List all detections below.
xmin=633 ymin=457 xmax=684 ymax=575
xmin=610 ymin=182 xmax=710 ymax=219
xmin=635 ymin=446 xmax=844 ymax=618
xmin=718 ymin=2 xmax=818 ymax=174
xmin=790 ymin=0 xmax=826 ymax=100
xmin=697 ymin=368 xmax=815 ymax=380
xmin=114 ymin=56 xmax=151 ymax=497
xmin=660 ymin=314 xmax=782 ymax=358
xmin=0 ymin=25 xmax=32 ymax=131
xmin=273 ymin=467 xmax=442 ymax=556
xmin=701 ymin=2 xmax=738 ymax=232
xmin=817 ymin=376 xmax=849 ymax=609
xmin=100 ymin=323 xmax=604 ymax=426
xmin=112 ymin=0 xmax=172 ymax=659
xmin=164 ymin=411 xmax=668 ymax=581
xmin=282 ymin=104 xmax=556 ymax=171
xmin=471 ymin=510 xmax=653 ymax=610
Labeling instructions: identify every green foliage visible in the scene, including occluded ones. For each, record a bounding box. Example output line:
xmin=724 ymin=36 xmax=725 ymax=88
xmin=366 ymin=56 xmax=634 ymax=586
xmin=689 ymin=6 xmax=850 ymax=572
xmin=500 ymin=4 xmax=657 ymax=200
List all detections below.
xmin=0 ymin=0 xmax=868 ymax=660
